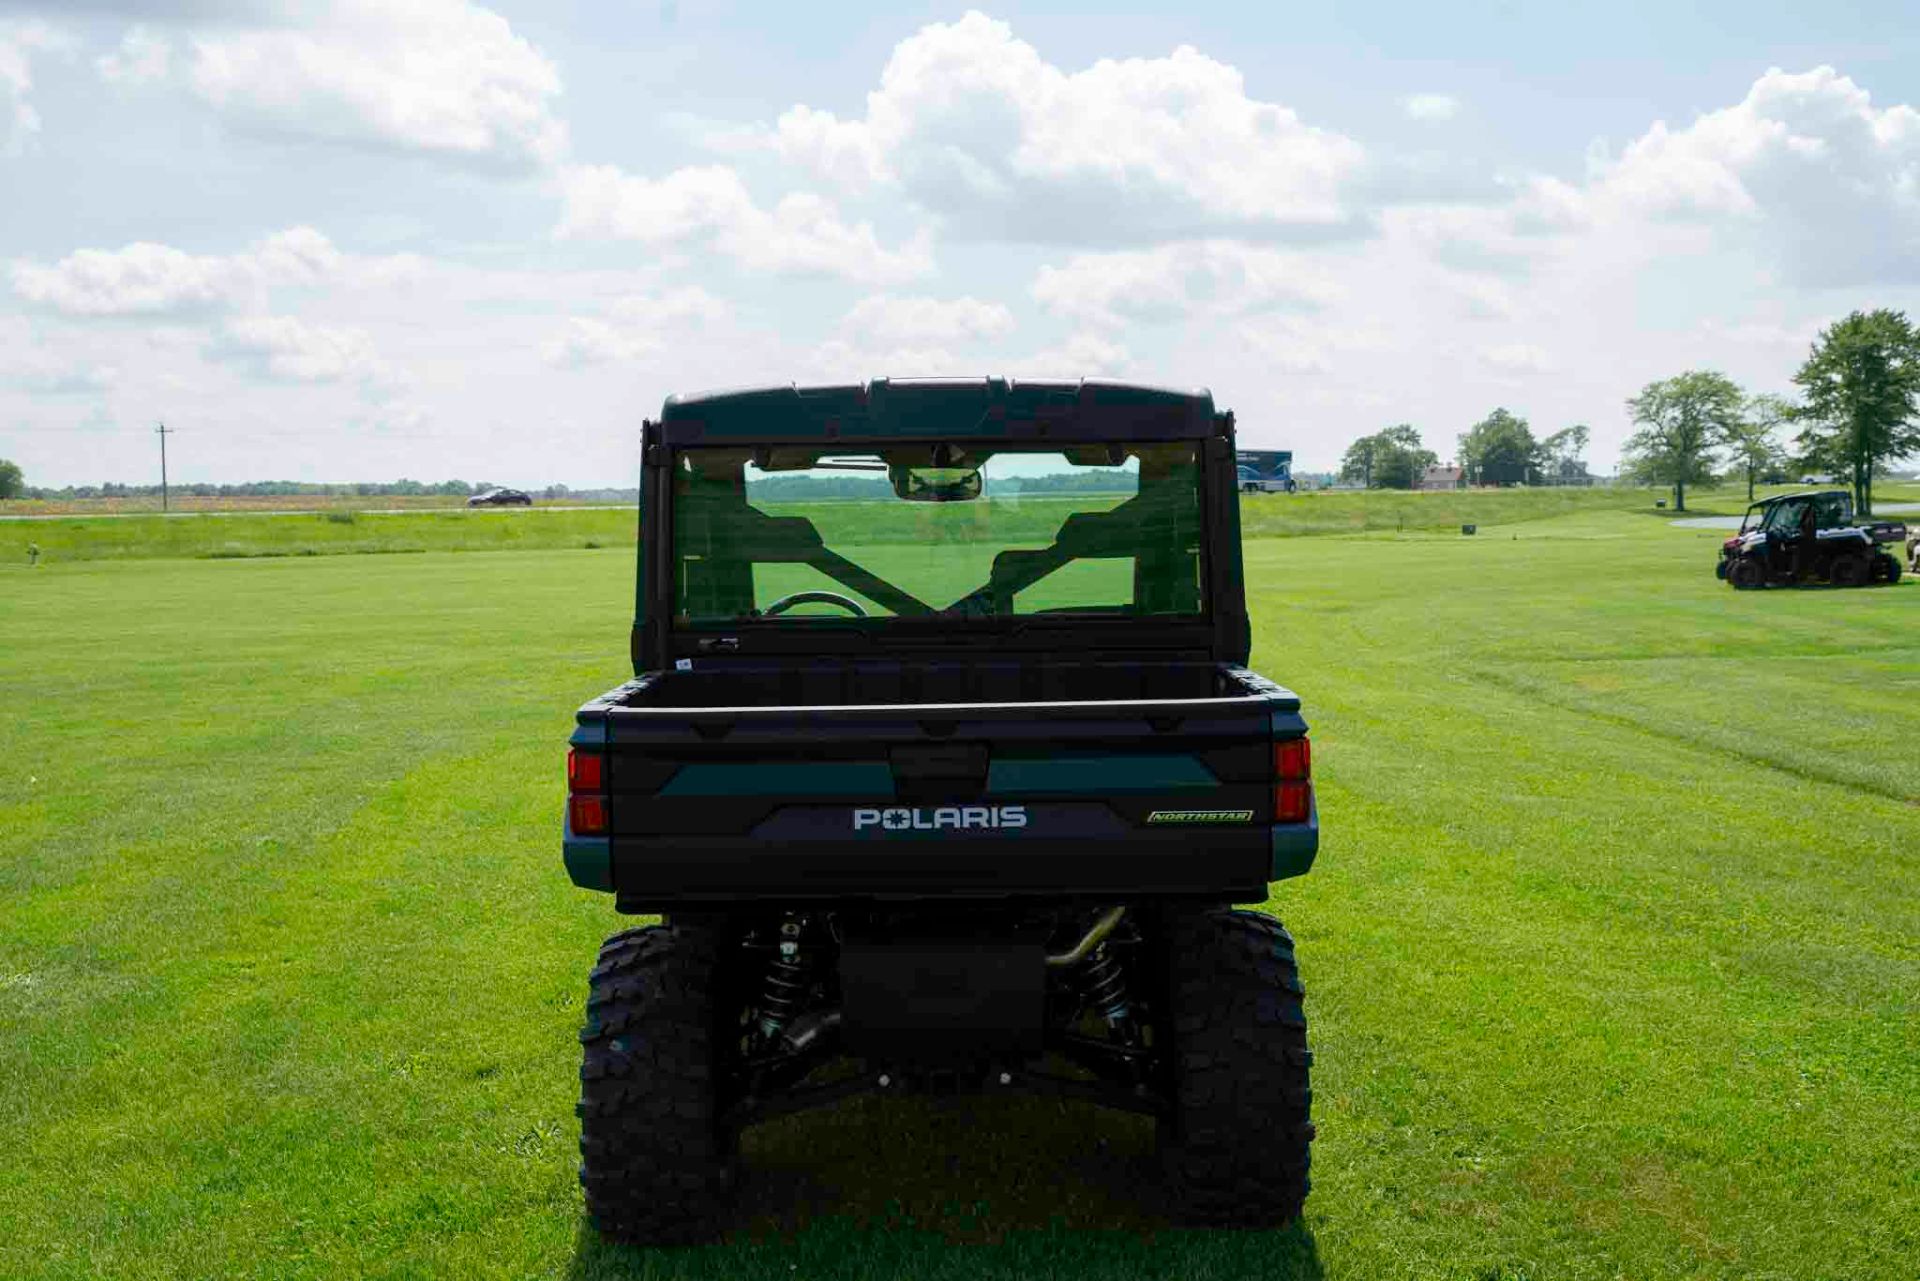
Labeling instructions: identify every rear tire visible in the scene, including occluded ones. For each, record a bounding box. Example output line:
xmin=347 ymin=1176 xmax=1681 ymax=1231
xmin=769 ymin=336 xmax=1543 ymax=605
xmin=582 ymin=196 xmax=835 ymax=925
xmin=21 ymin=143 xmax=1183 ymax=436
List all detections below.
xmin=1830 ymin=554 xmax=1870 ymax=588
xmin=578 ymin=920 xmax=740 ymax=1245
xmin=1728 ymin=557 xmax=1766 ymax=590
xmin=1157 ymin=908 xmax=1314 ymax=1226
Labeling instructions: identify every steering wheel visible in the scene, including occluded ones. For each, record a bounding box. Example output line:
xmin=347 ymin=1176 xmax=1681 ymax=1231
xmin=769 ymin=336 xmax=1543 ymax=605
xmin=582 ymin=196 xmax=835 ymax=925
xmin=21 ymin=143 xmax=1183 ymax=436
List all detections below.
xmin=761 ymin=590 xmax=869 ymax=618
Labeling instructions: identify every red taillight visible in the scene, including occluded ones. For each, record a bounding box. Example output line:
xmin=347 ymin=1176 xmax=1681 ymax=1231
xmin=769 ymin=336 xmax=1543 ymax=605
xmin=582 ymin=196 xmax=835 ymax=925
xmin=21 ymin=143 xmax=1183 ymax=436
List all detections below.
xmin=567 ymin=748 xmax=604 ymax=792
xmin=567 ymin=749 xmax=608 ymax=834
xmin=568 ymin=793 xmax=609 ymax=835
xmin=1274 ymin=781 xmax=1312 ymax=824
xmin=1274 ymin=737 xmax=1312 ymax=823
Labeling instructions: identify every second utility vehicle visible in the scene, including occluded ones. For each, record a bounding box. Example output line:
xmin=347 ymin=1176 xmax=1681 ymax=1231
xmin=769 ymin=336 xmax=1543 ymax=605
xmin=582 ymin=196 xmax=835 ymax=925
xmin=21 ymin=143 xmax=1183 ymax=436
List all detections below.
xmin=564 ymin=379 xmax=1318 ymax=1243
xmin=1716 ymin=490 xmax=1905 ymax=588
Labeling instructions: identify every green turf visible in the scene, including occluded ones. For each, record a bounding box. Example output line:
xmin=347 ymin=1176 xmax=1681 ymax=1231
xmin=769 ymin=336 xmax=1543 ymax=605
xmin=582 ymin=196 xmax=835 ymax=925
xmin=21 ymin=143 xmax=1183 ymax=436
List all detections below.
xmin=0 ymin=505 xmax=641 ymax=564
xmin=4 ymin=485 xmax=1688 ymax=564
xmin=1 ymin=510 xmax=1916 ymax=1279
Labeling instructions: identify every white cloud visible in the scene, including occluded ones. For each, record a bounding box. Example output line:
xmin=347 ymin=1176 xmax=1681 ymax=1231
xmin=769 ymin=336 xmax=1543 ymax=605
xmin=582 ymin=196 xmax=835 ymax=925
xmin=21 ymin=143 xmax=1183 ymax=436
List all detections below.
xmin=1563 ymin=67 xmax=1920 ymax=285
xmin=171 ymin=0 xmax=566 ymax=168
xmin=1032 ymin=241 xmax=1338 ymax=329
xmin=0 ymin=341 xmax=117 ymax=394
xmin=1450 ymin=276 xmax=1520 ymax=321
xmin=1235 ymin=324 xmax=1332 ymax=376
xmin=1478 ymin=343 xmax=1555 ymax=375
xmin=555 ymin=163 xmax=933 ymax=284
xmin=1692 ymin=317 xmax=1824 ymax=351
xmin=1 ymin=20 xmax=64 ymax=154
xmin=16 ymin=44 xmax=1920 ymax=489
xmin=997 ymin=331 xmax=1132 ymax=379
xmin=608 ymin=286 xmax=730 ymax=326
xmin=1379 ymin=204 xmax=1535 ymax=278
xmin=841 ymin=294 xmax=1014 ymax=345
xmin=541 ymin=286 xmax=731 ymax=368
xmin=12 ymin=241 xmax=245 ymax=316
xmin=96 ymin=25 xmax=170 ymax=85
xmin=9 ymin=227 xmax=417 ymax=317
xmin=804 ymin=325 xmax=1128 ymax=385
xmin=1401 ymin=94 xmax=1459 ymax=122
xmin=804 ymin=339 xmax=963 ymax=382
xmin=772 ymin=103 xmax=885 ymax=187
xmin=210 ymin=314 xmax=384 ymax=384
xmin=540 ymin=317 xmax=651 ymax=369
xmin=770 ymin=11 xmax=1365 ymax=245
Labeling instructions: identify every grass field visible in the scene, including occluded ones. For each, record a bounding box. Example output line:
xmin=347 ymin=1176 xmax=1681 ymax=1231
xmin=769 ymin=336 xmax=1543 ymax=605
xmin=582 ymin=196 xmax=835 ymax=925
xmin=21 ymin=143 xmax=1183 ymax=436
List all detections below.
xmin=2 ymin=506 xmax=1917 ymax=1279
xmin=11 ymin=482 xmax=1916 ymax=567
xmin=0 ymin=494 xmax=632 ymax=517
xmin=0 ymin=505 xmax=641 ymax=563
xmin=3 ymin=485 xmax=1677 ymax=564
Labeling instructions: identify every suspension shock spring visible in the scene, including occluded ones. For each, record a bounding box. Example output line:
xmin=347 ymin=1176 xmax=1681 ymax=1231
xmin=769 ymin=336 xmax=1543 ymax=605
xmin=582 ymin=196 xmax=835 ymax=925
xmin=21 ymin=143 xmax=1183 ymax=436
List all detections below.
xmin=1080 ymin=941 xmax=1132 ymax=1027
xmin=756 ymin=918 xmax=809 ymax=1043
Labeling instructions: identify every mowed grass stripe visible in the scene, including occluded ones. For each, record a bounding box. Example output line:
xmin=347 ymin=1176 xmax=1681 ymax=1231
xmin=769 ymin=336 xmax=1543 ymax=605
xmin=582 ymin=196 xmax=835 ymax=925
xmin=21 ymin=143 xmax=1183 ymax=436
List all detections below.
xmin=2 ymin=513 xmax=1918 ymax=1278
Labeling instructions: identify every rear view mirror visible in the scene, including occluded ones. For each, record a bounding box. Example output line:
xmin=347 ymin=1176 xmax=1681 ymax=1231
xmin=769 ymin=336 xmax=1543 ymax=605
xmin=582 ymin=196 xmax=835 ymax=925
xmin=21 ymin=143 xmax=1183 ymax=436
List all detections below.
xmin=890 ymin=464 xmax=983 ymax=502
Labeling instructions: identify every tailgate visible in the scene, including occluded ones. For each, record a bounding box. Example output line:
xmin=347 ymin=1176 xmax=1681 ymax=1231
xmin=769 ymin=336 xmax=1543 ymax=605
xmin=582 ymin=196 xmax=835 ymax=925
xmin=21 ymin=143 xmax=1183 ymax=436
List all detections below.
xmin=568 ymin=668 xmax=1314 ymax=907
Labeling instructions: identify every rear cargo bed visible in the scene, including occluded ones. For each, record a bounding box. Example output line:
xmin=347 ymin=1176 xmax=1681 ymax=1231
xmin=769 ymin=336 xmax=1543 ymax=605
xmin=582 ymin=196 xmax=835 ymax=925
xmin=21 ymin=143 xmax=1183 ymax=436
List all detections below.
xmin=569 ymin=663 xmax=1310 ymax=908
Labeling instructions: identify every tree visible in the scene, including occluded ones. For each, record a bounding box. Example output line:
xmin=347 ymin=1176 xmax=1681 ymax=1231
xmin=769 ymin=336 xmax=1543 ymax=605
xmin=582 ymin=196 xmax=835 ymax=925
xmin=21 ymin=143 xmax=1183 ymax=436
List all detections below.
xmin=1340 ymin=425 xmax=1437 ymax=489
xmin=1339 ymin=434 xmax=1379 ymax=488
xmin=1792 ymin=309 xmax=1920 ymax=517
xmin=1727 ymin=394 xmax=1793 ymax=502
xmin=1457 ymin=409 xmax=1538 ymax=486
xmin=1372 ymin=424 xmax=1438 ymax=489
xmin=1622 ymin=371 xmax=1745 ymax=512
xmin=1538 ymin=424 xmax=1591 ymax=482
xmin=0 ymin=458 xmax=22 ymax=500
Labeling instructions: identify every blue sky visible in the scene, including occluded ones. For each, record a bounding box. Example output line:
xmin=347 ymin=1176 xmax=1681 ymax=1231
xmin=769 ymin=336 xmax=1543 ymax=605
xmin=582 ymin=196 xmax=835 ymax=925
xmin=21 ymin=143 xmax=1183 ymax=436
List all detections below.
xmin=3 ymin=1 xmax=1917 ymax=487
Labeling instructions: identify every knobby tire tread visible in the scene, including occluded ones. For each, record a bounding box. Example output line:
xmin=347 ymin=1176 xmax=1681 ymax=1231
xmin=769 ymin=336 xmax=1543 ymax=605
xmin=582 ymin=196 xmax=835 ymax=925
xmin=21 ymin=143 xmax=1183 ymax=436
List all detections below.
xmin=578 ymin=921 xmax=736 ymax=1245
xmin=1160 ymin=907 xmax=1315 ymax=1227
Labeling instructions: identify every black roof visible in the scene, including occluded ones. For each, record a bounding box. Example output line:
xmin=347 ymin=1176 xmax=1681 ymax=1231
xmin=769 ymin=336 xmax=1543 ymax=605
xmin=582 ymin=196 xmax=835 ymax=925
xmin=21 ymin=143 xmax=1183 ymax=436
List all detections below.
xmin=1752 ymin=489 xmax=1848 ymax=506
xmin=653 ymin=377 xmax=1219 ymax=445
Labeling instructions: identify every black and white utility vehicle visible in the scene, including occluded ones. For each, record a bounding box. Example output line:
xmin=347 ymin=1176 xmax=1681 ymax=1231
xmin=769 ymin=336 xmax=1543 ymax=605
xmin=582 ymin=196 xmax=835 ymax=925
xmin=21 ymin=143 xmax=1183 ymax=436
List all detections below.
xmin=1716 ymin=490 xmax=1905 ymax=589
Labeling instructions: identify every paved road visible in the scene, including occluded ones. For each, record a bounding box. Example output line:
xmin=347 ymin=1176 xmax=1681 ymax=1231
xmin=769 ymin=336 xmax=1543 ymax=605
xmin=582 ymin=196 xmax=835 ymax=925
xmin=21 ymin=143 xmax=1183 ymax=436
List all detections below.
xmin=1672 ymin=500 xmax=1920 ymax=530
xmin=0 ymin=504 xmax=634 ymax=522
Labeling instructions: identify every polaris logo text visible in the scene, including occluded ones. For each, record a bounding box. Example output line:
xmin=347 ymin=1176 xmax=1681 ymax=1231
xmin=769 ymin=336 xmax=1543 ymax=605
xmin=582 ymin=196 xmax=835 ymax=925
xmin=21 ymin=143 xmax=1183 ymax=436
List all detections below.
xmin=853 ymin=805 xmax=1027 ymax=832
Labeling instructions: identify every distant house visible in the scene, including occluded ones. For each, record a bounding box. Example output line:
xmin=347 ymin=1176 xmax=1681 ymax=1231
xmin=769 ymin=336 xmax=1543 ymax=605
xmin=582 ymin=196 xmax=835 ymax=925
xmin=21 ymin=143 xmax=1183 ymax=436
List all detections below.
xmin=1417 ymin=464 xmax=1464 ymax=491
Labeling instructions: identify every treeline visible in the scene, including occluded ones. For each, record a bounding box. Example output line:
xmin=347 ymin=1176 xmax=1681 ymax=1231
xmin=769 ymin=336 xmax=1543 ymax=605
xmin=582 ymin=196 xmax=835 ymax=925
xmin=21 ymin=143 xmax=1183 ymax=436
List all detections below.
xmin=1339 ymin=417 xmax=1592 ymax=490
xmin=9 ymin=477 xmax=639 ymax=503
xmin=1621 ymin=309 xmax=1920 ymax=512
xmin=748 ymin=474 xmax=892 ymax=501
xmin=1332 ymin=307 xmax=1920 ymax=514
xmin=995 ymin=469 xmax=1133 ymax=494
xmin=747 ymin=469 xmax=1135 ymax=501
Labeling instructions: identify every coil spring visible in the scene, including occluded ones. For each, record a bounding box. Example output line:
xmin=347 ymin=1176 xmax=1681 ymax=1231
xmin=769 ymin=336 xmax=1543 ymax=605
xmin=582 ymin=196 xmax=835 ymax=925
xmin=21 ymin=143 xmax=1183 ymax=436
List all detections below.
xmin=1080 ymin=942 xmax=1132 ymax=1026
xmin=756 ymin=923 xmax=808 ymax=1042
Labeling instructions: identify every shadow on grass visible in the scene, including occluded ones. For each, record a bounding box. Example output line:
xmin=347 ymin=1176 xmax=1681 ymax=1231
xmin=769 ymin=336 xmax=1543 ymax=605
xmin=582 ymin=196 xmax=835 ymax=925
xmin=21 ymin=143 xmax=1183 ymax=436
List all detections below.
xmin=566 ymin=1092 xmax=1324 ymax=1281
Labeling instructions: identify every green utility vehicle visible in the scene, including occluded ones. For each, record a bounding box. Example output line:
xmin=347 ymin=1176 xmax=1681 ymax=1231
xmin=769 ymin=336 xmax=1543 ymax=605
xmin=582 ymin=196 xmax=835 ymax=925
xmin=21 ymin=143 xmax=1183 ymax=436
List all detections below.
xmin=564 ymin=379 xmax=1318 ymax=1243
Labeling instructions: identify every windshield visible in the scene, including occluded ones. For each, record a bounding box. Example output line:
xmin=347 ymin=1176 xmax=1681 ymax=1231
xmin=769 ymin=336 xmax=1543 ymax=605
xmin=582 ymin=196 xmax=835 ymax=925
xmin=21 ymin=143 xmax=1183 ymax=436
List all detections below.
xmin=1762 ymin=499 xmax=1813 ymax=535
xmin=671 ymin=443 xmax=1203 ymax=623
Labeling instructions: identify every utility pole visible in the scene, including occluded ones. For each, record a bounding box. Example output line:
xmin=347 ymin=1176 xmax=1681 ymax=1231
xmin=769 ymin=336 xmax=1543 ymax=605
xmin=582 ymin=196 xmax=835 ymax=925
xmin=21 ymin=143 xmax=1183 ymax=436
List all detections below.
xmin=156 ymin=422 xmax=173 ymax=511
